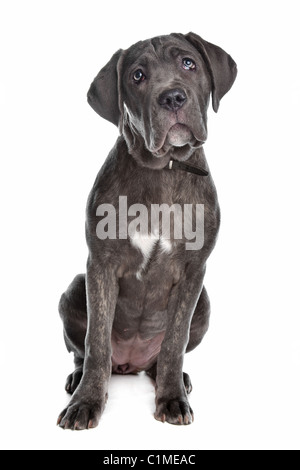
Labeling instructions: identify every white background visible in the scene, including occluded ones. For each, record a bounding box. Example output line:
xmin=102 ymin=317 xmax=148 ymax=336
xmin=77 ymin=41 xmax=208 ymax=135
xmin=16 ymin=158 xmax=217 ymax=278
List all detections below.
xmin=1 ymin=0 xmax=299 ymax=450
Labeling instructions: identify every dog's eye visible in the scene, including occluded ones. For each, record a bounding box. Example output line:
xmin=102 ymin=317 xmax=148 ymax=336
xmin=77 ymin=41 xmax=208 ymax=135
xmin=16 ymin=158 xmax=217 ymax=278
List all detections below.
xmin=182 ymin=58 xmax=196 ymax=71
xmin=133 ymin=69 xmax=146 ymax=84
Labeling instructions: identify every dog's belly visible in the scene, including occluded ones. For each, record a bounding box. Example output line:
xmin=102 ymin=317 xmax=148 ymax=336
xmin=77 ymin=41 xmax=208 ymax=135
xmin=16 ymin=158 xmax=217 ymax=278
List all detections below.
xmin=111 ymin=330 xmax=165 ymax=374
xmin=111 ymin=268 xmax=174 ymax=373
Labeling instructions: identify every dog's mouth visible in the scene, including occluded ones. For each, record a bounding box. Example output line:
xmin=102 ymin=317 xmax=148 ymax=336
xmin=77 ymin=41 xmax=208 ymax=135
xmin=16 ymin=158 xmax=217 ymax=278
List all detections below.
xmin=166 ymin=123 xmax=193 ymax=147
xmin=152 ymin=124 xmax=205 ymax=159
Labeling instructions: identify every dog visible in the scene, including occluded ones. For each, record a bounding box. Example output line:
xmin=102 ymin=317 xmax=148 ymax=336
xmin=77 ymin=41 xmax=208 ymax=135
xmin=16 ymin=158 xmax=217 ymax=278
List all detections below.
xmin=57 ymin=32 xmax=237 ymax=430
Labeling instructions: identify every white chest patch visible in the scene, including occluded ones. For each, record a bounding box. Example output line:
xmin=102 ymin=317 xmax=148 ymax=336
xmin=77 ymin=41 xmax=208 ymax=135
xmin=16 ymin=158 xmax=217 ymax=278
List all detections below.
xmin=130 ymin=232 xmax=172 ymax=280
xmin=159 ymin=237 xmax=172 ymax=253
xmin=131 ymin=232 xmax=158 ymax=261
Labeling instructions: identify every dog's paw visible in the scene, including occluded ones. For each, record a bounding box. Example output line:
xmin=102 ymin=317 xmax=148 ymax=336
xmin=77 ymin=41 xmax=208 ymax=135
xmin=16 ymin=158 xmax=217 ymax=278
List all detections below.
xmin=154 ymin=396 xmax=194 ymax=425
xmin=183 ymin=372 xmax=193 ymax=394
xmin=57 ymin=394 xmax=107 ymax=430
xmin=65 ymin=368 xmax=83 ymax=394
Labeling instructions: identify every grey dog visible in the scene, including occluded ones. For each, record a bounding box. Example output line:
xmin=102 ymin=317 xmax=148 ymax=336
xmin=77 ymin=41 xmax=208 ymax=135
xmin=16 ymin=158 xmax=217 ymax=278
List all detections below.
xmin=57 ymin=32 xmax=237 ymax=430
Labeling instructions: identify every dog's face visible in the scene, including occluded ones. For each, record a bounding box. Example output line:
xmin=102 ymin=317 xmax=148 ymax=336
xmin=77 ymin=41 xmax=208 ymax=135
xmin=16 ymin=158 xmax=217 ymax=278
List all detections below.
xmin=88 ymin=33 xmax=237 ymax=166
xmin=120 ymin=35 xmax=211 ymax=161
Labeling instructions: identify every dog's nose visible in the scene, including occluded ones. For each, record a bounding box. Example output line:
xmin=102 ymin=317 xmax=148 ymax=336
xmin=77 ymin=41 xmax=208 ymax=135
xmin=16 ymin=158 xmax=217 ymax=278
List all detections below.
xmin=158 ymin=88 xmax=187 ymax=111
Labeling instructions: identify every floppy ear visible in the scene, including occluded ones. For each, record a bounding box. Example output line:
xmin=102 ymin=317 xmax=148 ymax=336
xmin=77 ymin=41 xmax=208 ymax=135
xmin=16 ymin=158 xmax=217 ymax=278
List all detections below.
xmin=87 ymin=49 xmax=123 ymax=126
xmin=184 ymin=32 xmax=237 ymax=112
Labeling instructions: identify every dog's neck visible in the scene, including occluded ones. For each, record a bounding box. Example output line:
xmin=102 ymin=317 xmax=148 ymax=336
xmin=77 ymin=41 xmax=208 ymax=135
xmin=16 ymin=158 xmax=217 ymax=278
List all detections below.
xmin=166 ymin=159 xmax=209 ymax=176
xmin=120 ymin=133 xmax=209 ymax=176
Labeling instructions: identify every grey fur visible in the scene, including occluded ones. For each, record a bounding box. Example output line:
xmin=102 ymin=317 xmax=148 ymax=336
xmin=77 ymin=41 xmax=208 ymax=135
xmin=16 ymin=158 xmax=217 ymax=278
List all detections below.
xmin=57 ymin=32 xmax=237 ymax=429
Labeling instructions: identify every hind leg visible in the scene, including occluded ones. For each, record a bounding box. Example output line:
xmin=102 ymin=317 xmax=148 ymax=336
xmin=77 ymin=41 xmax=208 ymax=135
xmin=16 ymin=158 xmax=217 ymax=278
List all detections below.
xmin=58 ymin=274 xmax=87 ymax=394
xmin=184 ymin=285 xmax=210 ymax=391
xmin=186 ymin=284 xmax=210 ymax=354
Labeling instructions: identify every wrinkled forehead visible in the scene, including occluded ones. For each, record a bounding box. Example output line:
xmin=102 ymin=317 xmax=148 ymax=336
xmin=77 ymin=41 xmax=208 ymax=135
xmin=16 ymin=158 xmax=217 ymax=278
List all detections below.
xmin=123 ymin=34 xmax=199 ymax=68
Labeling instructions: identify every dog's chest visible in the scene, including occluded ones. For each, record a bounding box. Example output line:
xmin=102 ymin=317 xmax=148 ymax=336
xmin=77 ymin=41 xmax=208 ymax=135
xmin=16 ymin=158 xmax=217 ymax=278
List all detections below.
xmin=130 ymin=232 xmax=172 ymax=280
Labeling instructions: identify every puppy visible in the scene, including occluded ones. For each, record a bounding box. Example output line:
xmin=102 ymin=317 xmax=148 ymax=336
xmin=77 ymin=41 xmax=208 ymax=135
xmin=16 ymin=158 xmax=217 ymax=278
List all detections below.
xmin=57 ymin=32 xmax=237 ymax=430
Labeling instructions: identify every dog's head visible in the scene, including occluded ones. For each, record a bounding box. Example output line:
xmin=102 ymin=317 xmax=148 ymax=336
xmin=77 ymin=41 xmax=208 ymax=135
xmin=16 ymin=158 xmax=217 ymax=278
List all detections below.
xmin=88 ymin=32 xmax=237 ymax=167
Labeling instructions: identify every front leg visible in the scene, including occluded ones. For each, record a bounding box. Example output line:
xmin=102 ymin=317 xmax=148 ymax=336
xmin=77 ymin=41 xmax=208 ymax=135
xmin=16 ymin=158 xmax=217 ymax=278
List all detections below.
xmin=155 ymin=266 xmax=205 ymax=425
xmin=58 ymin=260 xmax=118 ymax=430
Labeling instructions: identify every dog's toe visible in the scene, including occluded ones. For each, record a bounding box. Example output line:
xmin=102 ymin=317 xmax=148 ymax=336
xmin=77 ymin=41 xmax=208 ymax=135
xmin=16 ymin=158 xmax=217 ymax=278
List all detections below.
xmin=155 ymin=397 xmax=194 ymax=425
xmin=65 ymin=368 xmax=83 ymax=394
xmin=183 ymin=372 xmax=193 ymax=394
xmin=58 ymin=400 xmax=102 ymax=430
